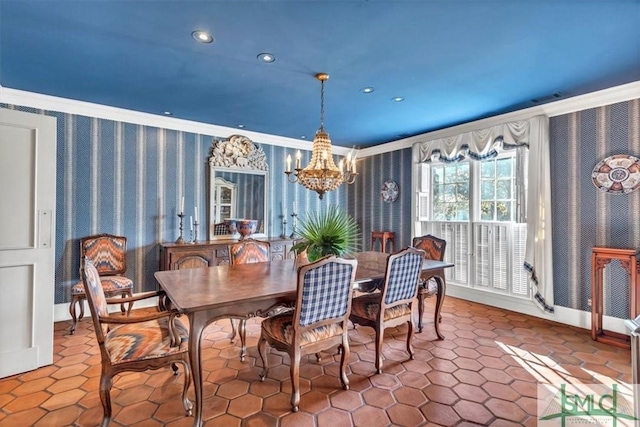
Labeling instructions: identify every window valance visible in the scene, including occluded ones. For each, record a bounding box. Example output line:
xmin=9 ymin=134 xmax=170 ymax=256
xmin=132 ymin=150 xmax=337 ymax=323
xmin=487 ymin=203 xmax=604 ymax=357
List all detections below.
xmin=418 ymin=118 xmax=533 ymax=163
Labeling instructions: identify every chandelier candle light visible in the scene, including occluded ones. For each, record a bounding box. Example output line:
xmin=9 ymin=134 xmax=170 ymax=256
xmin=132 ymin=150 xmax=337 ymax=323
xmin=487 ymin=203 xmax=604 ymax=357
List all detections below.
xmin=285 ymin=73 xmax=358 ymax=199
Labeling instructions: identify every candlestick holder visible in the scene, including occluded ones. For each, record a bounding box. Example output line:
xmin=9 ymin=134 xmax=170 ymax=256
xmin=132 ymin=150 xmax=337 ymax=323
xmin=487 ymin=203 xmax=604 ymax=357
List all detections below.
xmin=175 ymin=213 xmax=186 ymax=244
xmin=191 ymin=220 xmax=199 ymax=243
xmin=280 ymin=217 xmax=288 ymax=239
xmin=290 ymin=213 xmax=298 ymax=239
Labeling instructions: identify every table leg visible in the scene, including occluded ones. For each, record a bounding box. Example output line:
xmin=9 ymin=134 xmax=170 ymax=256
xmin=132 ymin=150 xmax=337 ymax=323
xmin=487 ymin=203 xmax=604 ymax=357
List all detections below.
xmin=188 ymin=312 xmax=207 ymax=427
xmin=433 ymin=274 xmax=446 ymax=340
xmin=417 ymin=288 xmax=425 ymax=333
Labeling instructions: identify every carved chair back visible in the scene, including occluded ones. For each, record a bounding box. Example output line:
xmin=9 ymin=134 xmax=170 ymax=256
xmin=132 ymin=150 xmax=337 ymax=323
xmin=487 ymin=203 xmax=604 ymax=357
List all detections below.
xmin=412 ymin=234 xmax=446 ymax=261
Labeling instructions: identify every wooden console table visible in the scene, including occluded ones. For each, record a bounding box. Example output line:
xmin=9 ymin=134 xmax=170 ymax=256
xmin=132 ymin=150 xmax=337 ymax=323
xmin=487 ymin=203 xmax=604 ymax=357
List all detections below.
xmin=159 ymin=237 xmax=296 ymax=271
xmin=591 ymin=246 xmax=640 ymax=348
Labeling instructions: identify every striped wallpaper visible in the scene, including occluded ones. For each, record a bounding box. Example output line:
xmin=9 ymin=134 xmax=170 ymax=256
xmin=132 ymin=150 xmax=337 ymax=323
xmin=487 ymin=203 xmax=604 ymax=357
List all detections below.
xmin=550 ymin=98 xmax=640 ymax=318
xmin=2 ymin=104 xmax=347 ymax=303
xmin=4 ymin=96 xmax=639 ymax=319
xmin=349 ymin=148 xmax=414 ymax=253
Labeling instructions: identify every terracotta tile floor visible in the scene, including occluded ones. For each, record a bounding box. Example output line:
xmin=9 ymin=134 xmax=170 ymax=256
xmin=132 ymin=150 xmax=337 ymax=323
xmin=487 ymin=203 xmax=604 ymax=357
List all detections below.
xmin=0 ymin=297 xmax=632 ymax=426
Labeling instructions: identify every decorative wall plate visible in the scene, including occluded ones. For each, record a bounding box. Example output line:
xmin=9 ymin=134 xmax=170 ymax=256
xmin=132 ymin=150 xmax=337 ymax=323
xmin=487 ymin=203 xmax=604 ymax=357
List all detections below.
xmin=381 ymin=180 xmax=399 ymax=203
xmin=591 ymin=154 xmax=640 ymax=194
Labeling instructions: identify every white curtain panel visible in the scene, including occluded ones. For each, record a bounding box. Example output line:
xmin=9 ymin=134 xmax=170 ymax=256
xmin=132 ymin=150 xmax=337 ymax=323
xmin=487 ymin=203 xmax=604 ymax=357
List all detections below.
xmin=524 ymin=115 xmax=554 ymax=313
xmin=417 ymin=115 xmax=554 ymax=312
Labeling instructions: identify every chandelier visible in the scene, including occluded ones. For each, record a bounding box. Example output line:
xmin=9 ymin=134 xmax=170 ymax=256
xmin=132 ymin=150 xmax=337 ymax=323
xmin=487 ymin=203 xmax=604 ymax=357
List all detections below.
xmin=285 ymin=73 xmax=358 ymax=200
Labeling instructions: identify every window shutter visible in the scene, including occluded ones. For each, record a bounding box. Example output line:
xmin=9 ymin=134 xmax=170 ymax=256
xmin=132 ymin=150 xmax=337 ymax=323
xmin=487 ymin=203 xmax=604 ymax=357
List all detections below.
xmin=511 ymin=224 xmax=529 ymax=296
xmin=474 ymin=224 xmax=490 ymax=288
xmin=453 ymin=223 xmax=469 ymax=284
xmin=492 ymin=225 xmax=508 ymax=291
xmin=417 ymin=192 xmax=429 ymax=221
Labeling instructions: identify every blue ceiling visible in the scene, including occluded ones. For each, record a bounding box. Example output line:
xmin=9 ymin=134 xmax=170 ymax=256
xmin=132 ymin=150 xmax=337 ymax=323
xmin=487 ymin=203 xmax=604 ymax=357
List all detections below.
xmin=1 ymin=1 xmax=639 ymax=147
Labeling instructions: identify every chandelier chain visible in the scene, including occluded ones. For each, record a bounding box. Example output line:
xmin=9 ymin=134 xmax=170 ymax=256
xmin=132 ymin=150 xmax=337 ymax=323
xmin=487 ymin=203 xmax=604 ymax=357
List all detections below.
xmin=319 ymin=79 xmax=325 ymax=131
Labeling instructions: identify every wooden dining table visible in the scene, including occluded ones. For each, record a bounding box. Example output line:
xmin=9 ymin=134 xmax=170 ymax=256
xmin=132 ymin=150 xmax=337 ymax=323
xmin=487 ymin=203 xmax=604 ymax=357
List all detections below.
xmin=154 ymin=251 xmax=453 ymax=426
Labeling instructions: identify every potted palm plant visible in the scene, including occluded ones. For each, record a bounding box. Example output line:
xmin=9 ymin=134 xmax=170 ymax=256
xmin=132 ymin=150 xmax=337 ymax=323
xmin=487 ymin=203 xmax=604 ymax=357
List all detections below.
xmin=291 ymin=205 xmax=361 ymax=262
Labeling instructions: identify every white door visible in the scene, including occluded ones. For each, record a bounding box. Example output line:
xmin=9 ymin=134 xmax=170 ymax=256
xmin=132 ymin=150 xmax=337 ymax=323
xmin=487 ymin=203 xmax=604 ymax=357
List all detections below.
xmin=0 ymin=108 xmax=56 ymax=378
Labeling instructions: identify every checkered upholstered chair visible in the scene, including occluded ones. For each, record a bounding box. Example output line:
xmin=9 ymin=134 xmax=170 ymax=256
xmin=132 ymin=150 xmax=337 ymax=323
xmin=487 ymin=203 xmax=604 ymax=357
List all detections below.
xmin=349 ymin=247 xmax=425 ymax=374
xmin=412 ymin=234 xmax=447 ymax=333
xmin=81 ymin=257 xmax=192 ymax=427
xmin=258 ymin=256 xmax=358 ymax=412
xmin=227 ymin=238 xmax=271 ymax=360
xmin=69 ymin=234 xmax=134 ymax=334
xmin=213 ymin=222 xmax=228 ymax=236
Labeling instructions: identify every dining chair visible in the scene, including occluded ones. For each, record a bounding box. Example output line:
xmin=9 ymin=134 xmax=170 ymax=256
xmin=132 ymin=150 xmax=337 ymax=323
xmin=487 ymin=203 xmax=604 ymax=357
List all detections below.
xmin=349 ymin=247 xmax=425 ymax=374
xmin=258 ymin=256 xmax=358 ymax=412
xmin=227 ymin=238 xmax=271 ymax=361
xmin=213 ymin=222 xmax=228 ymax=236
xmin=81 ymin=257 xmax=192 ymax=427
xmin=412 ymin=234 xmax=447 ymax=333
xmin=69 ymin=233 xmax=134 ymax=334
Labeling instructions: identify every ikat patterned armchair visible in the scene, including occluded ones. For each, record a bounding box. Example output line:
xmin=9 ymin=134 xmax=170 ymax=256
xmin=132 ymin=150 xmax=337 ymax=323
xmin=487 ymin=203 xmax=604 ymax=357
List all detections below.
xmin=349 ymin=247 xmax=425 ymax=374
xmin=81 ymin=257 xmax=192 ymax=427
xmin=227 ymin=238 xmax=271 ymax=360
xmin=258 ymin=256 xmax=358 ymax=412
xmin=412 ymin=234 xmax=447 ymax=333
xmin=69 ymin=234 xmax=134 ymax=334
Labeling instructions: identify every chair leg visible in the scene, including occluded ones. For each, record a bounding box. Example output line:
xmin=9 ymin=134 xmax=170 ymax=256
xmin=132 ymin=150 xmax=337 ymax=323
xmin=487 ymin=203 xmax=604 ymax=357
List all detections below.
xmin=179 ymin=359 xmax=193 ymax=416
xmin=258 ymin=336 xmax=269 ymax=381
xmin=119 ymin=294 xmax=127 ymax=314
xmin=99 ymin=373 xmax=113 ymax=427
xmin=290 ymin=349 xmax=301 ymax=412
xmin=123 ymin=290 xmax=133 ymax=317
xmin=239 ymin=319 xmax=247 ymax=361
xmin=339 ymin=336 xmax=350 ymax=390
xmin=406 ymin=319 xmax=415 ymax=360
xmin=375 ymin=325 xmax=384 ymax=374
xmin=69 ymin=295 xmax=84 ymax=335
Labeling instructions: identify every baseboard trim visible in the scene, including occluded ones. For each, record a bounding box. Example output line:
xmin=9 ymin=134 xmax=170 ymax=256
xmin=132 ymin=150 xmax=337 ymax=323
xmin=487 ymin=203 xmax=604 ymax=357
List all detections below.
xmin=446 ymin=283 xmax=629 ymax=336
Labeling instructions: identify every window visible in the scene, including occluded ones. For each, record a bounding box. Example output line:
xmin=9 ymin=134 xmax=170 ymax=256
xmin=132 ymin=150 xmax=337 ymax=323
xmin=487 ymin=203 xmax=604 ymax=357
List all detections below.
xmin=418 ymin=151 xmax=529 ymax=298
xmin=432 ymin=162 xmax=469 ymax=221
xmin=480 ymin=157 xmax=516 ymax=222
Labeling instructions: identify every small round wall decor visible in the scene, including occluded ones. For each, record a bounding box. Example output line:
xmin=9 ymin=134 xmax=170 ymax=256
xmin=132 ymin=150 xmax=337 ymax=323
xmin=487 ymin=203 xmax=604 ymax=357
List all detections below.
xmin=592 ymin=154 xmax=640 ymax=194
xmin=381 ymin=180 xmax=399 ymax=203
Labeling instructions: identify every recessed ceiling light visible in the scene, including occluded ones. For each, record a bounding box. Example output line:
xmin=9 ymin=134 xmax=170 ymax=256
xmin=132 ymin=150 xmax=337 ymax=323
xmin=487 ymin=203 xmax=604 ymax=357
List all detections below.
xmin=192 ymin=30 xmax=213 ymax=43
xmin=392 ymin=97 xmax=404 ymax=102
xmin=162 ymin=111 xmax=173 ymax=116
xmin=237 ymin=124 xmax=245 ymax=128
xmin=257 ymin=53 xmax=276 ymax=63
xmin=361 ymin=87 xmax=374 ymax=93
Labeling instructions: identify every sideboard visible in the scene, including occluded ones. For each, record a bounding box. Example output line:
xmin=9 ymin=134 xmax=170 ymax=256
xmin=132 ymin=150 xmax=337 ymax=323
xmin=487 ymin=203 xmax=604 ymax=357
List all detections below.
xmin=159 ymin=237 xmax=297 ymax=271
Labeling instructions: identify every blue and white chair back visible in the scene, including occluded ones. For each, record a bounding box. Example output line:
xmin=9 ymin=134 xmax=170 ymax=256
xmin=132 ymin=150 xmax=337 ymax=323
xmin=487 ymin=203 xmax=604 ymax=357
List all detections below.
xmin=384 ymin=248 xmax=424 ymax=306
xmin=299 ymin=259 xmax=356 ymax=327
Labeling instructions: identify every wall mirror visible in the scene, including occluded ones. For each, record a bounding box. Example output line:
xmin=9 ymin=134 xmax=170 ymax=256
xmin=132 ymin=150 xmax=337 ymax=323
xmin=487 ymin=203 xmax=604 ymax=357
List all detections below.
xmin=208 ymin=135 xmax=269 ymax=240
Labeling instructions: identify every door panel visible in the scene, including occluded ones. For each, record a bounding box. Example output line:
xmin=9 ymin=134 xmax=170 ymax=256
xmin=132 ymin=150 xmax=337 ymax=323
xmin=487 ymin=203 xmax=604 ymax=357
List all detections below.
xmin=0 ymin=108 xmax=56 ymax=378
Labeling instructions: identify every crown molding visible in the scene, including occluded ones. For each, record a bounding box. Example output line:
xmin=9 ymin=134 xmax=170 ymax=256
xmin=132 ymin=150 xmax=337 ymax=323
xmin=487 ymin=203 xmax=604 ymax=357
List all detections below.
xmin=0 ymin=87 xmax=354 ymax=155
xmin=3 ymin=82 xmax=637 ymax=159
xmin=359 ymin=80 xmax=640 ymax=158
